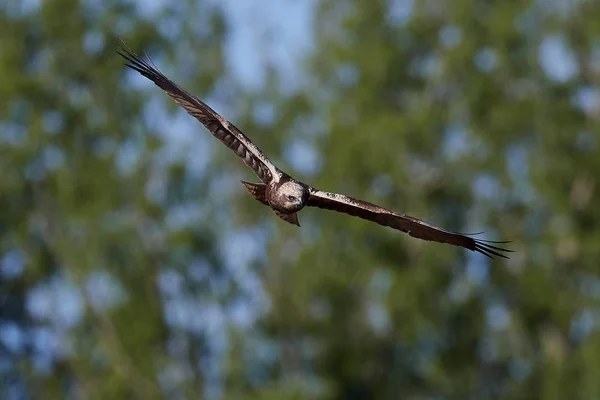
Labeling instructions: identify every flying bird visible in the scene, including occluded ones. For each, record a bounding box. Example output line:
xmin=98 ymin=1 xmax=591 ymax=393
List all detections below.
xmin=117 ymin=43 xmax=512 ymax=259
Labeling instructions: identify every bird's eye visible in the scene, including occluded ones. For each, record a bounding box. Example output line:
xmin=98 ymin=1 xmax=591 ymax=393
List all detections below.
xmin=288 ymin=195 xmax=295 ymax=201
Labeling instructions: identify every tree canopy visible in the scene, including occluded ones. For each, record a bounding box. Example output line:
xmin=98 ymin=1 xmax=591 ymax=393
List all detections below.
xmin=1 ymin=0 xmax=599 ymax=399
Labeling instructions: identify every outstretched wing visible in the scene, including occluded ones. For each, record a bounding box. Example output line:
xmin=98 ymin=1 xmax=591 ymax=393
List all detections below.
xmin=306 ymin=189 xmax=512 ymax=259
xmin=117 ymin=43 xmax=279 ymax=184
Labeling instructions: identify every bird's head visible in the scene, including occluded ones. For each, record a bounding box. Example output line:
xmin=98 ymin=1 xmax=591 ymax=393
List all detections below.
xmin=277 ymin=181 xmax=308 ymax=212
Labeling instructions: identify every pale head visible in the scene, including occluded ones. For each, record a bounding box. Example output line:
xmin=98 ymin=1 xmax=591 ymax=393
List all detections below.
xmin=274 ymin=180 xmax=309 ymax=212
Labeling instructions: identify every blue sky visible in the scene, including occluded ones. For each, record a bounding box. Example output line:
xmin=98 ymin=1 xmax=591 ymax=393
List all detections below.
xmin=220 ymin=0 xmax=317 ymax=92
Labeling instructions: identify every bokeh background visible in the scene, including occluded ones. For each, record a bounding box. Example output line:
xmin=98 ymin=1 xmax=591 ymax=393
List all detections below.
xmin=1 ymin=0 xmax=600 ymax=398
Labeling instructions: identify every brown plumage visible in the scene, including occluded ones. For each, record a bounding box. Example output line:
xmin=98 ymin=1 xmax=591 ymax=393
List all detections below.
xmin=117 ymin=42 xmax=512 ymax=259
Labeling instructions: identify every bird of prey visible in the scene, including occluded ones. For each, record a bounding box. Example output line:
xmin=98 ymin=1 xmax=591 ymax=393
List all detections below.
xmin=117 ymin=43 xmax=512 ymax=259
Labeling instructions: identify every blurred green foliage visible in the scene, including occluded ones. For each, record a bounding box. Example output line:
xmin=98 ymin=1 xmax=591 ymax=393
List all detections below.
xmin=1 ymin=0 xmax=600 ymax=399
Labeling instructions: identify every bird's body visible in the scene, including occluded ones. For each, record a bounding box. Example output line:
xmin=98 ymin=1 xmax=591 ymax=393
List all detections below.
xmin=241 ymin=175 xmax=309 ymax=226
xmin=266 ymin=176 xmax=310 ymax=213
xmin=117 ymin=43 xmax=512 ymax=259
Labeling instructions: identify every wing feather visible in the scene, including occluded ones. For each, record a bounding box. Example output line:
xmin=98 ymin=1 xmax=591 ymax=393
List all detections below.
xmin=117 ymin=43 xmax=279 ymax=183
xmin=307 ymin=189 xmax=512 ymax=259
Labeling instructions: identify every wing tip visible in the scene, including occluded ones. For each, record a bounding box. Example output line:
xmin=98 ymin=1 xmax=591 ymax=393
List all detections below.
xmin=473 ymin=239 xmax=514 ymax=259
xmin=116 ymin=39 xmax=165 ymax=83
xmin=460 ymin=231 xmax=513 ymax=259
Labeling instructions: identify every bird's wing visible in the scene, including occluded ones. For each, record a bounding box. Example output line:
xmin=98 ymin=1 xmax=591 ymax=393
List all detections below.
xmin=306 ymin=189 xmax=512 ymax=259
xmin=117 ymin=43 xmax=279 ymax=184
